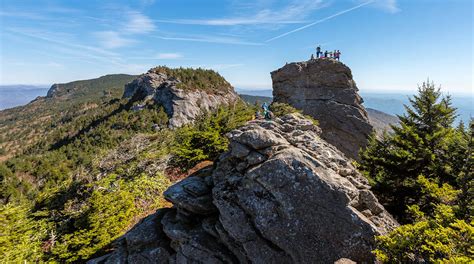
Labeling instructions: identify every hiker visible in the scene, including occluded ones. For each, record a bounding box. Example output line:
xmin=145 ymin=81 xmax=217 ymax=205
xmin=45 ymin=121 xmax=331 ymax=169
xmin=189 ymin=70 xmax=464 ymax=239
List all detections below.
xmin=333 ymin=50 xmax=337 ymax=59
xmin=261 ymin=102 xmax=272 ymax=120
xmin=336 ymin=50 xmax=341 ymax=61
xmin=262 ymin=102 xmax=269 ymax=113
xmin=316 ymin=46 xmax=321 ymax=58
xmin=324 ymin=50 xmax=328 ymax=58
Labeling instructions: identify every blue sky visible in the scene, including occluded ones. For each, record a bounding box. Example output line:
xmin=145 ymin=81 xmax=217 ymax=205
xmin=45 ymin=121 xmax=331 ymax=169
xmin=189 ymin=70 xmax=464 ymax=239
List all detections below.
xmin=0 ymin=0 xmax=472 ymax=94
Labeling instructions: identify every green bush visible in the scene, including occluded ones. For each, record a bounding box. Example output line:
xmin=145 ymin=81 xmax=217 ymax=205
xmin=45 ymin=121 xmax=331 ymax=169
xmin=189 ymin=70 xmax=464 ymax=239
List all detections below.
xmin=50 ymin=174 xmax=170 ymax=262
xmin=0 ymin=204 xmax=50 ymax=263
xmin=374 ymin=176 xmax=473 ymax=263
xmin=171 ymin=102 xmax=254 ymax=170
xmin=149 ymin=66 xmax=232 ymax=93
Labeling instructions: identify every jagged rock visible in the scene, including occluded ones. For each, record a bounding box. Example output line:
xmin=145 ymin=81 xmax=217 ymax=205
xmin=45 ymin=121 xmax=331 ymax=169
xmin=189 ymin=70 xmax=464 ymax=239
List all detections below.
xmin=164 ymin=176 xmax=216 ymax=215
xmin=90 ymin=114 xmax=397 ymax=264
xmin=271 ymin=58 xmax=373 ymax=160
xmin=123 ymin=70 xmax=239 ymax=128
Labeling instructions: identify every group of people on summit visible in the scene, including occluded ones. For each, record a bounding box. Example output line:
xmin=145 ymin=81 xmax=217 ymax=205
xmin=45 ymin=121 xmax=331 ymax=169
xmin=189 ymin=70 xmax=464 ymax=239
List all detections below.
xmin=314 ymin=46 xmax=341 ymax=61
xmin=258 ymin=46 xmax=342 ymax=120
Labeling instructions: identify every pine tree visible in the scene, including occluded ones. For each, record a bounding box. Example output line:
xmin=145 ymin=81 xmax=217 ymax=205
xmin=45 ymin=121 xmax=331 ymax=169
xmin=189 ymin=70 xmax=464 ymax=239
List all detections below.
xmin=456 ymin=120 xmax=473 ymax=220
xmin=359 ymin=81 xmax=460 ymax=221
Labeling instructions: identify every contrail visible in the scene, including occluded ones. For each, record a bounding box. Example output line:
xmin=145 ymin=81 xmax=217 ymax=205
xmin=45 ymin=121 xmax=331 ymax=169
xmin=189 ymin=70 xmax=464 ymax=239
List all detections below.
xmin=265 ymin=0 xmax=375 ymax=42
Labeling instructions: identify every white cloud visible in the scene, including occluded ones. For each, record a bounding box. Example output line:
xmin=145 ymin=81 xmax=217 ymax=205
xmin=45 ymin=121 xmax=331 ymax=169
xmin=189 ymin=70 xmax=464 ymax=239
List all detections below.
xmin=357 ymin=0 xmax=400 ymax=13
xmin=139 ymin=0 xmax=156 ymax=6
xmin=124 ymin=11 xmax=156 ymax=34
xmin=154 ymin=0 xmax=326 ymax=26
xmin=6 ymin=28 xmax=130 ymax=68
xmin=376 ymin=0 xmax=400 ymax=13
xmin=94 ymin=11 xmax=155 ymax=49
xmin=155 ymin=35 xmax=263 ymax=46
xmin=0 ymin=10 xmax=47 ymax=20
xmin=45 ymin=62 xmax=64 ymax=67
xmin=7 ymin=28 xmax=119 ymax=57
xmin=267 ymin=1 xmax=375 ymax=42
xmin=154 ymin=17 xmax=303 ymax=26
xmin=91 ymin=11 xmax=155 ymax=49
xmin=156 ymin=53 xmax=183 ymax=59
xmin=95 ymin=31 xmax=134 ymax=49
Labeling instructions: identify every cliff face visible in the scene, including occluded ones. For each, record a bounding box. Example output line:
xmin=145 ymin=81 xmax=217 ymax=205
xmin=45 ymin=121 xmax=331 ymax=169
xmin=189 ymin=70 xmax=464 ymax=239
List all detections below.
xmin=271 ymin=58 xmax=373 ymax=160
xmin=123 ymin=69 xmax=239 ymax=128
xmin=89 ymin=114 xmax=397 ymax=264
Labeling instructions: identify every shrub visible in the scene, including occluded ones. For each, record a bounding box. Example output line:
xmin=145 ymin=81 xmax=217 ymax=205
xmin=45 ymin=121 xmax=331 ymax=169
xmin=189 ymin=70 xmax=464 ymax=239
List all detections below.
xmin=270 ymin=102 xmax=319 ymax=125
xmin=171 ymin=102 xmax=254 ymax=170
xmin=374 ymin=203 xmax=473 ymax=263
xmin=0 ymin=204 xmax=50 ymax=263
xmin=148 ymin=66 xmax=232 ymax=93
xmin=50 ymin=173 xmax=170 ymax=262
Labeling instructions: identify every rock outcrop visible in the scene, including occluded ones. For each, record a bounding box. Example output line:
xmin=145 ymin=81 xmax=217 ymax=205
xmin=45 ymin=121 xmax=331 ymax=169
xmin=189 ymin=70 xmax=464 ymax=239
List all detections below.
xmin=89 ymin=114 xmax=397 ymax=264
xmin=123 ymin=69 xmax=239 ymax=128
xmin=271 ymin=58 xmax=373 ymax=160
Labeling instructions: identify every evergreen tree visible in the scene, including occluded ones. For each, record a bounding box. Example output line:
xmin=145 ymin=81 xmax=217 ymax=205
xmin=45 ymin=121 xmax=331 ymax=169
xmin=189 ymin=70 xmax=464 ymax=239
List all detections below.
xmin=359 ymin=81 xmax=461 ymax=221
xmin=456 ymin=120 xmax=473 ymax=220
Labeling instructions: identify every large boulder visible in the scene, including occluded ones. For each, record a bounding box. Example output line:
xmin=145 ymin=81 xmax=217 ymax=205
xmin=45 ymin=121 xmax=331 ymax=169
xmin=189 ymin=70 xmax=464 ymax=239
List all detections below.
xmin=123 ymin=68 xmax=239 ymax=128
xmin=89 ymin=114 xmax=397 ymax=264
xmin=271 ymin=58 xmax=373 ymax=160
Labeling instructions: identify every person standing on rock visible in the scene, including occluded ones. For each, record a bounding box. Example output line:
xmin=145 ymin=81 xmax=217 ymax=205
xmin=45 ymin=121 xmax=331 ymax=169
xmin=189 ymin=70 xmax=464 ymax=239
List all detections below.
xmin=262 ymin=102 xmax=272 ymax=120
xmin=324 ymin=50 xmax=328 ymax=58
xmin=336 ymin=50 xmax=341 ymax=61
xmin=316 ymin=46 xmax=322 ymax=58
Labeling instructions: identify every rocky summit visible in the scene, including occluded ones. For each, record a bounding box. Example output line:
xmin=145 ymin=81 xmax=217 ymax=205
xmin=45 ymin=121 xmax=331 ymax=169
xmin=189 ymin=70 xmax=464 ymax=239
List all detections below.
xmin=271 ymin=58 xmax=373 ymax=160
xmin=123 ymin=68 xmax=239 ymax=128
xmin=89 ymin=114 xmax=397 ymax=264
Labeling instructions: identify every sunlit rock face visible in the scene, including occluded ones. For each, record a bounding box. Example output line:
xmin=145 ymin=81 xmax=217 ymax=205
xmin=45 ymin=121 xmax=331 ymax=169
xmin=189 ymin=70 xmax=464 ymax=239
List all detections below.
xmin=272 ymin=58 xmax=373 ymax=160
xmin=124 ymin=70 xmax=239 ymax=128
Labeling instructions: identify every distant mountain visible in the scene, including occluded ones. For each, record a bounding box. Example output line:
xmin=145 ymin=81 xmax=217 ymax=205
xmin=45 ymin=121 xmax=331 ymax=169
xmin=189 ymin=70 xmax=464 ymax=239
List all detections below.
xmin=237 ymin=89 xmax=472 ymax=123
xmin=239 ymin=93 xmax=400 ymax=135
xmin=0 ymin=74 xmax=137 ymax=158
xmin=360 ymin=92 xmax=473 ymax=124
xmin=239 ymin=94 xmax=272 ymax=105
xmin=235 ymin=88 xmax=272 ymax=97
xmin=366 ymin=108 xmax=399 ymax=134
xmin=0 ymin=85 xmax=49 ymax=110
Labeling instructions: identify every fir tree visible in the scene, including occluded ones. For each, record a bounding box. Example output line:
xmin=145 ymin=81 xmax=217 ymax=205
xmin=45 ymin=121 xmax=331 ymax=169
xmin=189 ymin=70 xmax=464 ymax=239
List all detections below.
xmin=456 ymin=120 xmax=473 ymax=220
xmin=359 ymin=80 xmax=461 ymax=221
